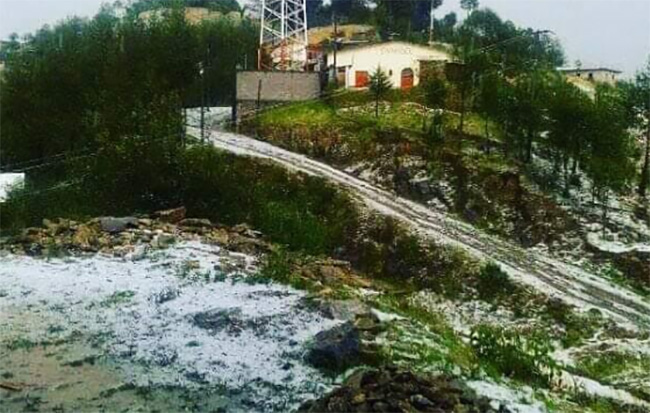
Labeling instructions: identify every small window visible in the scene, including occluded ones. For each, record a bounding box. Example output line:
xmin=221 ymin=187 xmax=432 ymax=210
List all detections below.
xmin=389 ymin=69 xmax=393 ymax=76
xmin=588 ymin=73 xmax=594 ymax=81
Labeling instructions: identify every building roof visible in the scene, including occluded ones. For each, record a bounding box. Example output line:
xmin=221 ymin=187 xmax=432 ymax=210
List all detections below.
xmin=335 ymin=41 xmax=451 ymax=60
xmin=558 ymin=67 xmax=622 ymax=74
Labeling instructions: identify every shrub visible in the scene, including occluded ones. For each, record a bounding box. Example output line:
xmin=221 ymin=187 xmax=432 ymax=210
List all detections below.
xmin=476 ymin=262 xmax=517 ymax=302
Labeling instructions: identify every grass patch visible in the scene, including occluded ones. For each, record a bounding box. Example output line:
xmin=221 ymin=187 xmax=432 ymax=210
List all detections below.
xmin=374 ymin=294 xmax=477 ymax=373
xmin=575 ymin=351 xmax=650 ymax=383
xmin=470 ymin=324 xmax=558 ymax=388
xmin=256 ymin=101 xmax=336 ymax=129
xmin=100 ymin=290 xmax=136 ymax=308
xmin=6 ymin=337 xmax=38 ymax=351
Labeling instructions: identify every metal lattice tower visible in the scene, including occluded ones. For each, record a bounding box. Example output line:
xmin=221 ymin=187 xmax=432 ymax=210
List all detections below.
xmin=259 ymin=0 xmax=308 ymax=71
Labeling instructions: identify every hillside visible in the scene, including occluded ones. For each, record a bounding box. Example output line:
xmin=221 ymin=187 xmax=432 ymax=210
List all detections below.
xmin=1 ymin=1 xmax=649 ymax=412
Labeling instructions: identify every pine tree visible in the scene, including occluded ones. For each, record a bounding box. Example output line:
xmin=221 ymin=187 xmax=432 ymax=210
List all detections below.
xmin=369 ymin=67 xmax=392 ymax=118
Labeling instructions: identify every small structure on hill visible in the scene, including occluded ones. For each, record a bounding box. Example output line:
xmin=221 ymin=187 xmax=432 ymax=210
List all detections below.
xmin=557 ymin=67 xmax=621 ymax=85
xmin=235 ymin=71 xmax=321 ymax=120
xmin=327 ymin=41 xmax=451 ymax=90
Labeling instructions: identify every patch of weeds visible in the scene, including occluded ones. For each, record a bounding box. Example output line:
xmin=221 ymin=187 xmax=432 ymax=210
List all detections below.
xmin=470 ymin=324 xmax=558 ymax=388
xmin=543 ymin=299 xmax=602 ymax=347
xmin=212 ymin=272 xmax=227 ymax=283
xmin=568 ymin=390 xmax=647 ymax=413
xmin=600 ymin=264 xmax=650 ymax=299
xmin=259 ymin=249 xmax=313 ymax=291
xmin=62 ymin=355 xmax=98 ymax=367
xmin=575 ymin=351 xmax=650 ymax=383
xmin=100 ymin=290 xmax=136 ymax=307
xmin=174 ymin=260 xmax=201 ymax=279
xmin=6 ymin=337 xmax=38 ymax=351
xmin=43 ymin=242 xmax=67 ymax=259
xmin=374 ymin=294 xmax=477 ymax=373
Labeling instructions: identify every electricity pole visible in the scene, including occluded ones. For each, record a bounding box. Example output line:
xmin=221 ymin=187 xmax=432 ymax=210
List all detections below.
xmin=429 ymin=0 xmax=435 ymax=45
xmin=333 ymin=11 xmax=338 ymax=87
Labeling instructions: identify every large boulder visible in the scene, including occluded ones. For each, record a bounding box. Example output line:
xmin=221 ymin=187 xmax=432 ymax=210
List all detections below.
xmin=306 ymin=322 xmax=361 ymax=373
xmin=99 ymin=217 xmax=138 ymax=233
xmin=155 ymin=207 xmax=187 ymax=224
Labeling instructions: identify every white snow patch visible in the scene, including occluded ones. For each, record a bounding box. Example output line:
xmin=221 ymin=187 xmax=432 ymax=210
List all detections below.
xmin=0 ymin=241 xmax=340 ymax=410
xmin=186 ymin=106 xmax=232 ymax=130
xmin=467 ymin=380 xmax=546 ymax=413
xmin=0 ymin=172 xmax=25 ymax=202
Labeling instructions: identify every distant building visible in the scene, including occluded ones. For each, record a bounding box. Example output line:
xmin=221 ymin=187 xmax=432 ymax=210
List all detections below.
xmin=557 ymin=67 xmax=621 ymax=85
xmin=327 ymin=41 xmax=451 ymax=90
xmin=235 ymin=71 xmax=321 ymax=120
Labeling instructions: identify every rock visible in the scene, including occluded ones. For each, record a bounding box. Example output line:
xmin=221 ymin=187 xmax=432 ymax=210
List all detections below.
xmin=152 ymin=233 xmax=176 ymax=248
xmin=352 ymin=393 xmax=366 ymax=405
xmin=318 ymin=299 xmax=370 ymax=321
xmin=153 ymin=287 xmax=179 ymax=304
xmin=411 ymin=394 xmax=435 ymax=409
xmin=299 ymin=368 xmax=499 ymax=413
xmin=207 ymin=229 xmax=230 ymax=245
xmin=192 ymin=308 xmax=244 ymax=334
xmin=227 ymin=234 xmax=270 ymax=255
xmin=138 ymin=218 xmax=153 ymax=227
xmin=180 ymin=218 xmax=213 ymax=228
xmin=72 ymin=224 xmax=98 ymax=250
xmin=306 ymin=322 xmax=361 ymax=373
xmin=155 ymin=207 xmax=186 ymax=224
xmin=99 ymin=217 xmax=138 ymax=233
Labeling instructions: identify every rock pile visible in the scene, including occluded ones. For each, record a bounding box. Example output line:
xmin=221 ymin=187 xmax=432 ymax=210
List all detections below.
xmin=0 ymin=207 xmax=271 ymax=257
xmin=299 ymin=367 xmax=500 ymax=413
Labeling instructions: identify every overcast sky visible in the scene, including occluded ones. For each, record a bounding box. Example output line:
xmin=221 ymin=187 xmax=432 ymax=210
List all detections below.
xmin=0 ymin=0 xmax=648 ymax=76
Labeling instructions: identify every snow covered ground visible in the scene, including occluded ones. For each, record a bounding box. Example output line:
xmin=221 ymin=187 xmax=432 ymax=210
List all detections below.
xmin=0 ymin=241 xmax=340 ymax=411
xmin=0 ymin=173 xmax=24 ymax=202
xmin=186 ymin=106 xmax=232 ymax=131
xmin=194 ymin=128 xmax=650 ymax=330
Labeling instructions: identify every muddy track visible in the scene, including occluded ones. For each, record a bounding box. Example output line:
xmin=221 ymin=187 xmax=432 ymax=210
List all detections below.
xmin=198 ymin=129 xmax=650 ymax=329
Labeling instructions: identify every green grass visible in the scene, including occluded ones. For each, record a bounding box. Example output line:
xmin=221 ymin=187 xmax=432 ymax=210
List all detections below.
xmin=470 ymin=324 xmax=558 ymax=388
xmin=100 ymin=290 xmax=136 ymax=308
xmin=373 ymin=294 xmax=478 ymax=373
xmin=256 ymin=101 xmax=337 ymax=129
xmin=576 ymin=351 xmax=650 ymax=383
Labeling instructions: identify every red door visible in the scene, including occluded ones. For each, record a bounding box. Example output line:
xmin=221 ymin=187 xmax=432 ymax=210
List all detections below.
xmin=355 ymin=71 xmax=369 ymax=88
xmin=401 ymin=68 xmax=414 ymax=90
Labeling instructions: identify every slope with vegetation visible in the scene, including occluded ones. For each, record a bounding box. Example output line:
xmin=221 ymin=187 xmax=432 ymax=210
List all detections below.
xmin=0 ymin=1 xmax=649 ymax=412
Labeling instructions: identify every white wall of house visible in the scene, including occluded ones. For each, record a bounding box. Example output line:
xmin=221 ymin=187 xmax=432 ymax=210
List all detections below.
xmin=328 ymin=41 xmax=450 ymax=89
xmin=560 ymin=69 xmax=620 ymax=85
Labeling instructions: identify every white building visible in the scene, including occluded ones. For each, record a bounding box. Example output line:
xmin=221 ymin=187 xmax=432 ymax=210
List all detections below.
xmin=557 ymin=67 xmax=621 ymax=85
xmin=327 ymin=41 xmax=451 ymax=90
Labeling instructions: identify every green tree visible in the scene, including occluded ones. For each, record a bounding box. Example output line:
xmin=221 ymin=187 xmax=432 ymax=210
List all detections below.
xmin=547 ymin=77 xmax=592 ymax=193
xmin=585 ymin=85 xmax=636 ymax=223
xmin=369 ymin=66 xmax=392 ymax=118
xmin=624 ymin=57 xmax=650 ymax=198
